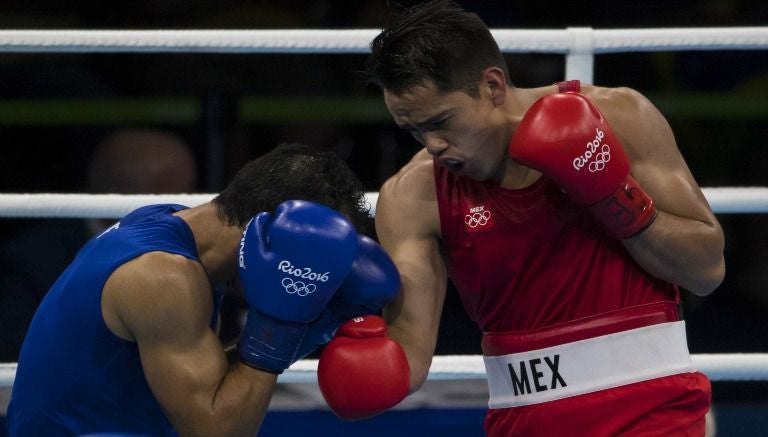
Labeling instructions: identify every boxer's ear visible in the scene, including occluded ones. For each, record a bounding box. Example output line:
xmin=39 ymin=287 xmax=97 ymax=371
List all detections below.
xmin=481 ymin=67 xmax=508 ymax=107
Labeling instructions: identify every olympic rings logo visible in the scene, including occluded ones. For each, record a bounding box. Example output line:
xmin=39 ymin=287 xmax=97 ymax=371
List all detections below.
xmin=281 ymin=277 xmax=317 ymax=296
xmin=572 ymin=128 xmax=612 ymax=173
xmin=588 ymin=144 xmax=611 ymax=173
xmin=464 ymin=210 xmax=491 ymax=228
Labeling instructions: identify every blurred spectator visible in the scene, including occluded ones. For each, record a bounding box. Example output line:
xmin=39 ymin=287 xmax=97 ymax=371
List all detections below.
xmin=0 ymin=129 xmax=198 ymax=362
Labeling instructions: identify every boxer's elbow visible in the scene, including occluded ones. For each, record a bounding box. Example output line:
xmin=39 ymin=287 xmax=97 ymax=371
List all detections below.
xmin=661 ymin=221 xmax=725 ymax=297
xmin=385 ymin=320 xmax=435 ymax=393
xmin=402 ymin=347 xmax=432 ymax=393
xmin=690 ymin=227 xmax=726 ymax=296
xmin=685 ymin=255 xmax=725 ymax=297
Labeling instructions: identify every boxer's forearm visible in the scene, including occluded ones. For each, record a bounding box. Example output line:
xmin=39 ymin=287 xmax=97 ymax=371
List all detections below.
xmin=623 ymin=210 xmax=725 ymax=295
xmin=383 ymin=257 xmax=448 ymax=393
xmin=386 ymin=320 xmax=435 ymax=393
xmin=186 ymin=365 xmax=276 ymax=436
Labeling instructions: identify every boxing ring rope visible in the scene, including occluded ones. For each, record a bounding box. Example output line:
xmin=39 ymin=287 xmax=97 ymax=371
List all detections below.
xmin=0 ymin=187 xmax=766 ymax=219
xmin=2 ymin=27 xmax=768 ymax=82
xmin=2 ymin=28 xmax=768 ymax=390
xmin=1 ymin=354 xmax=768 ymax=388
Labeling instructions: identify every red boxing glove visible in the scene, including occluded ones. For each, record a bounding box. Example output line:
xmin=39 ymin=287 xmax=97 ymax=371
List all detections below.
xmin=317 ymin=316 xmax=410 ymax=420
xmin=509 ymin=91 xmax=657 ymax=239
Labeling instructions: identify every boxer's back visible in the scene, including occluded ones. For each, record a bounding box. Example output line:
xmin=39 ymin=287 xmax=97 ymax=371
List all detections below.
xmin=7 ymin=204 xmax=203 ymax=436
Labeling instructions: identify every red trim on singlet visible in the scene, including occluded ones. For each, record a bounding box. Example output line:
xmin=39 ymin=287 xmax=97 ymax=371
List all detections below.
xmin=482 ymin=301 xmax=680 ymax=356
xmin=558 ymin=79 xmax=581 ymax=93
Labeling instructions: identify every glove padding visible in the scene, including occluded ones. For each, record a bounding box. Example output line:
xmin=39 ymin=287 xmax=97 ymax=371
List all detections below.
xmin=238 ymin=200 xmax=358 ymax=373
xmin=293 ymin=235 xmax=401 ymax=361
xmin=318 ymin=315 xmax=410 ymax=420
xmin=509 ymin=91 xmax=657 ymax=239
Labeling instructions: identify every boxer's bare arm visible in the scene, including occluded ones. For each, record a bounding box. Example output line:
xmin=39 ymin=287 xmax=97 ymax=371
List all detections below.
xmin=102 ymin=252 xmax=275 ymax=436
xmin=377 ymin=150 xmax=447 ymax=392
xmin=586 ymin=86 xmax=725 ymax=295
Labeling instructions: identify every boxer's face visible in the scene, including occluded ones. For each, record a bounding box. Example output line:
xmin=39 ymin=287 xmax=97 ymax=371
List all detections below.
xmin=384 ymin=79 xmax=509 ymax=182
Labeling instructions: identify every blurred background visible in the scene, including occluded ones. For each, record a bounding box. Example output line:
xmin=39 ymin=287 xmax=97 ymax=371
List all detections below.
xmin=1 ymin=0 xmax=767 ymax=435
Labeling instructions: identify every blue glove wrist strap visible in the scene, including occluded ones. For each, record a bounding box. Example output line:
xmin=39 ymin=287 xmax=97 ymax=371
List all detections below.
xmin=239 ymin=308 xmax=308 ymax=374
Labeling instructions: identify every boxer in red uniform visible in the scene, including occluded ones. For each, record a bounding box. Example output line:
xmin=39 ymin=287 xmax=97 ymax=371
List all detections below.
xmin=318 ymin=1 xmax=725 ymax=435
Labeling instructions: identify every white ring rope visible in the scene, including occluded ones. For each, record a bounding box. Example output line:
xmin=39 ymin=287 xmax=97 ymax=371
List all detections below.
xmin=2 ymin=27 xmax=767 ymax=82
xmin=2 ymin=354 xmax=767 ymax=387
xmin=0 ymin=188 xmax=765 ymax=219
xmin=1 ymin=28 xmax=767 ymax=53
xmin=0 ymin=194 xmax=217 ymax=219
xmin=288 ymin=353 xmax=768 ymax=383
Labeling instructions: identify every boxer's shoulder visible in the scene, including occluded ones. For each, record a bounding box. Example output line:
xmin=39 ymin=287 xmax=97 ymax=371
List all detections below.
xmin=578 ymin=85 xmax=649 ymax=118
xmin=377 ymin=149 xmax=440 ymax=238
xmin=566 ymin=85 xmax=663 ymax=149
xmin=102 ymin=251 xmax=209 ymax=342
xmin=113 ymin=251 xmax=205 ymax=290
xmin=381 ymin=149 xmax=436 ymax=204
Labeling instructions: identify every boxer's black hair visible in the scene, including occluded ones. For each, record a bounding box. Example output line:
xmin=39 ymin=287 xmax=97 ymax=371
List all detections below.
xmin=366 ymin=0 xmax=509 ymax=97
xmin=214 ymin=143 xmax=372 ymax=236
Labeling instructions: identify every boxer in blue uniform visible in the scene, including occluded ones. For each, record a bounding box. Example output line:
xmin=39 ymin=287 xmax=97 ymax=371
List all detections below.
xmin=7 ymin=142 xmax=401 ymax=436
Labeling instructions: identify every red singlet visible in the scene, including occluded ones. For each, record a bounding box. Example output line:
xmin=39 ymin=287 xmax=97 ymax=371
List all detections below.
xmin=433 ymin=81 xmax=710 ymax=436
xmin=435 ymin=162 xmax=677 ymax=332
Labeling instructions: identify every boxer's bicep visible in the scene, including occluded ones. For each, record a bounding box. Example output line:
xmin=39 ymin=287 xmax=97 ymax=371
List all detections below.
xmin=106 ymin=253 xmax=234 ymax=433
xmin=601 ymin=87 xmax=715 ymax=225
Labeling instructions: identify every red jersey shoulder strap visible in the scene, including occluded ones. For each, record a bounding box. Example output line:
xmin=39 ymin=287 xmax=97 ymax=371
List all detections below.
xmin=557 ymin=80 xmax=581 ymax=93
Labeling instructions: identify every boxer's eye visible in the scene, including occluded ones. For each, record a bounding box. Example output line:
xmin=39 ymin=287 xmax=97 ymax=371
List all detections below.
xmin=410 ymin=129 xmax=424 ymax=144
xmin=429 ymin=118 xmax=448 ymax=128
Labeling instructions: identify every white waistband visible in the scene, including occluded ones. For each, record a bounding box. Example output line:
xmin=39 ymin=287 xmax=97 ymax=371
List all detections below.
xmin=483 ymin=321 xmax=696 ymax=409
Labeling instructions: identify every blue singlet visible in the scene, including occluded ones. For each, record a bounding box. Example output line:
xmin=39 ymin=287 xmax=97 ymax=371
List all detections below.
xmin=7 ymin=204 xmax=222 ymax=436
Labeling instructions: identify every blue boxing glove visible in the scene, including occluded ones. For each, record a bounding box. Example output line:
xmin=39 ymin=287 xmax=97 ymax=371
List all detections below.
xmin=330 ymin=235 xmax=401 ymax=320
xmin=293 ymin=234 xmax=401 ymax=360
xmin=238 ymin=200 xmax=358 ymax=373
